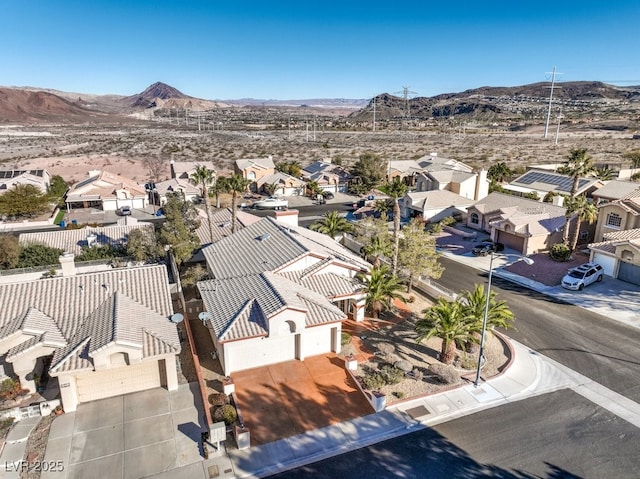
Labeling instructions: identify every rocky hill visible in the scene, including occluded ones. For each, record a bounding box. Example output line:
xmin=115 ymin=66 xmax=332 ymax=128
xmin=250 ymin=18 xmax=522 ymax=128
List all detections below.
xmin=0 ymin=88 xmax=109 ymax=124
xmin=349 ymin=81 xmax=640 ymax=122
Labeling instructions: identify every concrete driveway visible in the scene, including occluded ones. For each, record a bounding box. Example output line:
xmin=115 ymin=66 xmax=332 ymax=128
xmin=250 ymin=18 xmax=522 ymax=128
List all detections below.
xmin=42 ymin=384 xmax=207 ymax=479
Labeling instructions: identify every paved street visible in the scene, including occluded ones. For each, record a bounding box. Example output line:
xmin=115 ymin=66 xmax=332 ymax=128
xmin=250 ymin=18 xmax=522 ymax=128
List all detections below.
xmin=437 ymin=256 xmax=640 ymax=404
xmin=270 ymin=389 xmax=640 ymax=479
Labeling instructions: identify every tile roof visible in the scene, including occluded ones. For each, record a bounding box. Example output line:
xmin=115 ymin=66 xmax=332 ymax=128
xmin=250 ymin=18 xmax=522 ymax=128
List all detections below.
xmin=19 ymin=224 xmax=154 ymax=256
xmin=279 ymin=270 xmax=363 ymax=298
xmin=66 ymin=170 xmax=146 ymax=201
xmin=427 ymin=170 xmax=476 ymax=184
xmin=235 ymin=157 xmax=275 ymax=171
xmin=405 ymin=190 xmax=475 ymax=211
xmin=416 ymin=154 xmax=473 ymax=173
xmin=256 ymin=171 xmax=306 ymax=187
xmin=197 ymin=271 xmax=345 ymax=342
xmin=0 ymin=265 xmax=178 ymax=374
xmin=154 ymin=178 xmax=200 ymax=197
xmin=592 ymin=181 xmax=640 ymax=201
xmin=602 ymin=227 xmax=640 ymax=241
xmin=471 ymin=192 xmax=566 ymax=216
xmin=202 ymin=217 xmax=308 ymax=278
xmin=195 ymin=208 xmax=261 ymax=246
xmin=508 ymin=169 xmax=600 ymax=195
xmin=170 ymin=161 xmax=217 ymax=180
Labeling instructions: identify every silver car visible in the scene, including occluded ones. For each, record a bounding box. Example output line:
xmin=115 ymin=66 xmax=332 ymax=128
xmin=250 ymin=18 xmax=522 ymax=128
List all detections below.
xmin=561 ymin=262 xmax=604 ymax=290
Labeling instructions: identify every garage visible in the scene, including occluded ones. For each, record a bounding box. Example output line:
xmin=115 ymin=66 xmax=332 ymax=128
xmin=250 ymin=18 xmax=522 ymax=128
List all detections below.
xmin=617 ymin=261 xmax=640 ymax=286
xmin=592 ymin=252 xmax=616 ymax=277
xmin=304 ymin=325 xmax=334 ymax=357
xmin=76 ymin=359 xmax=163 ymax=404
xmin=496 ymin=231 xmax=525 ymax=254
xmin=225 ymin=335 xmax=296 ymax=374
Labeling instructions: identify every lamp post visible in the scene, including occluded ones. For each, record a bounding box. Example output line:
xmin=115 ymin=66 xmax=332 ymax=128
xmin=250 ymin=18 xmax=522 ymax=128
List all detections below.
xmin=474 ymin=252 xmax=534 ymax=387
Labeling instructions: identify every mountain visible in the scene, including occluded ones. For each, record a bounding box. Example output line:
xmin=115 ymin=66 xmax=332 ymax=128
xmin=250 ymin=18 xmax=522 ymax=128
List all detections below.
xmin=349 ymin=81 xmax=640 ymax=122
xmin=0 ymin=88 xmax=108 ymax=124
xmin=123 ymin=81 xmax=188 ymax=108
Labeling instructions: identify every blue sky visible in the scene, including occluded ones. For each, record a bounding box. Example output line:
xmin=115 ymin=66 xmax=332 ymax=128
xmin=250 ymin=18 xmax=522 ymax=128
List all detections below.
xmin=3 ymin=1 xmax=640 ymax=100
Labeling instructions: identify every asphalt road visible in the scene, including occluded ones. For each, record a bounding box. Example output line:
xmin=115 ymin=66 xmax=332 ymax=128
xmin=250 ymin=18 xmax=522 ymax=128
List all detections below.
xmin=436 ymin=256 xmax=640 ymax=404
xmin=271 ymin=389 xmax=640 ymax=479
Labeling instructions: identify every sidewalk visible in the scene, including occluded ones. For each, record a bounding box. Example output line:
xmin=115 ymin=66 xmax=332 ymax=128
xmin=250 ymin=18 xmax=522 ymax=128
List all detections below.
xmin=226 ymin=340 xmax=577 ymax=478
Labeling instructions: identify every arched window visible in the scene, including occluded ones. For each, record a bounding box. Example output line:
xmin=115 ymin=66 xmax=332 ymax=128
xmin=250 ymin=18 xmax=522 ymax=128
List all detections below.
xmin=470 ymin=213 xmax=479 ymax=225
xmin=248 ymin=171 xmax=256 ymax=181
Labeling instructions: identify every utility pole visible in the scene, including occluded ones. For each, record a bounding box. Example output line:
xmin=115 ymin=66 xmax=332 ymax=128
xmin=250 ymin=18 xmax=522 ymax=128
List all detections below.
xmin=395 ymin=86 xmax=418 ymax=130
xmin=554 ymin=107 xmax=564 ymax=145
xmin=544 ymin=66 xmax=562 ymax=139
xmin=372 ymin=95 xmax=376 ymax=132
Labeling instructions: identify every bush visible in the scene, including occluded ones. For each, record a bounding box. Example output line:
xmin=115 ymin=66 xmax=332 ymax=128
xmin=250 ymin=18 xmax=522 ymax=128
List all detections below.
xmin=0 ymin=378 xmax=21 ymax=400
xmin=392 ymin=391 xmax=405 ymax=399
xmin=549 ymin=243 xmax=571 ymax=261
xmin=209 ymin=393 xmax=229 ymax=406
xmin=340 ymin=332 xmax=352 ymax=346
xmin=362 ymin=371 xmax=386 ymax=390
xmin=379 ymin=365 xmax=405 ymax=385
xmin=440 ymin=216 xmax=456 ymax=227
xmin=428 ymin=363 xmax=460 ymax=385
xmin=212 ymin=404 xmax=237 ymax=426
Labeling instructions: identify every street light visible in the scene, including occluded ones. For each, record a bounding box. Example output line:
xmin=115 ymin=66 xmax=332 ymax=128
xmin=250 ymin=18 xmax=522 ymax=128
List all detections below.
xmin=474 ymin=252 xmax=534 ymax=387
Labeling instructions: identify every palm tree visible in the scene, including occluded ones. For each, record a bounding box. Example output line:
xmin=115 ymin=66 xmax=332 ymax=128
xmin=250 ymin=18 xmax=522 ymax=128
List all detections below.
xmin=566 ymin=195 xmax=599 ymax=251
xmin=190 ymin=165 xmax=216 ymax=244
xmin=223 ymin=174 xmax=251 ymax=233
xmin=310 ymin=211 xmax=353 ymax=239
xmin=459 ymin=284 xmax=514 ymax=353
xmin=356 ymin=265 xmax=404 ymax=319
xmin=593 ymin=166 xmax=616 ymax=181
xmin=381 ymin=177 xmax=407 ymax=275
xmin=487 ymin=162 xmax=513 ymax=183
xmin=306 ymin=180 xmax=322 ymax=198
xmin=415 ymin=298 xmax=472 ymax=365
xmin=263 ymin=182 xmax=279 ymax=196
xmin=559 ymin=148 xmax=595 ymax=245
xmin=362 ymin=234 xmax=392 ymax=267
xmin=373 ymin=199 xmax=392 ymax=220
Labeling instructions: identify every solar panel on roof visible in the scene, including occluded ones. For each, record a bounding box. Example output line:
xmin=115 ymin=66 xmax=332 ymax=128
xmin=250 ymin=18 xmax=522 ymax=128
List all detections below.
xmin=515 ymin=171 xmax=591 ymax=192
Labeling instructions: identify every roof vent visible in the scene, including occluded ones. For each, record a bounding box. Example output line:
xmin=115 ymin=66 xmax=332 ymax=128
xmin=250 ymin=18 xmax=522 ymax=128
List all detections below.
xmin=86 ymin=233 xmax=98 ymax=247
xmin=257 ymin=233 xmax=270 ymax=242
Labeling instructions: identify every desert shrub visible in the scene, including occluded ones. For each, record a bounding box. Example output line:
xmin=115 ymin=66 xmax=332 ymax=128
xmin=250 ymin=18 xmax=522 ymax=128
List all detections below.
xmin=212 ymin=404 xmax=237 ymax=426
xmin=362 ymin=371 xmax=386 ymax=390
xmin=428 ymin=363 xmax=460 ymax=385
xmin=379 ymin=365 xmax=405 ymax=385
xmin=209 ymin=393 xmax=229 ymax=406
xmin=392 ymin=391 xmax=405 ymax=399
xmin=0 ymin=378 xmax=21 ymax=400
xmin=340 ymin=332 xmax=352 ymax=346
xmin=549 ymin=243 xmax=572 ymax=261
xmin=440 ymin=216 xmax=456 ymax=227
xmin=429 ymin=223 xmax=443 ymax=234
xmin=406 ymin=295 xmax=416 ymax=304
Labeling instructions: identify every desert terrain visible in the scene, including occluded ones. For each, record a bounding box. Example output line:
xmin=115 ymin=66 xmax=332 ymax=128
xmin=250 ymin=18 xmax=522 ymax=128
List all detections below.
xmin=1 ymin=119 xmax=638 ymax=185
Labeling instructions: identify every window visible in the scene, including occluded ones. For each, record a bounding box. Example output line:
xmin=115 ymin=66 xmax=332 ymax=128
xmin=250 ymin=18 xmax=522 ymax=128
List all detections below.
xmin=470 ymin=213 xmax=479 ymax=225
xmin=579 ymin=231 xmax=589 ymax=240
xmin=606 ymin=212 xmax=622 ymax=228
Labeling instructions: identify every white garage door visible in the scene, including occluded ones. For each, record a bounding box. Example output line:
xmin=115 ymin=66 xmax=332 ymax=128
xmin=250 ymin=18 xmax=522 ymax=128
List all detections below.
xmin=76 ymin=360 xmax=162 ymax=404
xmin=304 ymin=327 xmax=333 ymax=357
xmin=592 ymin=252 xmax=616 ymax=277
xmin=227 ymin=335 xmax=295 ymax=373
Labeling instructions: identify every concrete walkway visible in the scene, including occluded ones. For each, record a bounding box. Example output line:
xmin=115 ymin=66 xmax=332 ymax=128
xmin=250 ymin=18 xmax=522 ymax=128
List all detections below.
xmin=0 ymin=415 xmax=41 ymax=478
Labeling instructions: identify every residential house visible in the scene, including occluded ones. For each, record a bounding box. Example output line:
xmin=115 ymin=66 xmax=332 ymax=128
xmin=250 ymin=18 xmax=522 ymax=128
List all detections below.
xmin=302 ymin=160 xmax=353 ymax=193
xmin=416 ymin=153 xmax=474 ymax=173
xmin=256 ymin=171 xmax=306 ymax=196
xmin=0 ymin=261 xmax=180 ymax=412
xmin=502 ymin=168 xmax=602 ymax=201
xmin=154 ymin=178 xmax=201 ymax=205
xmin=591 ymin=180 xmax=640 ymax=204
xmin=0 ymin=169 xmax=51 ymax=194
xmin=170 ymin=160 xmax=217 ymax=182
xmin=465 ymin=192 xmax=567 ymax=255
xmin=18 ymin=221 xmax=155 ymax=256
xmin=593 ymin=189 xmax=640 ymax=242
xmin=194 ymin=207 xmax=261 ymax=247
xmin=414 ymin=169 xmax=489 ymax=202
xmin=65 ymin=170 xmax=148 ymax=212
xmin=386 ymin=160 xmax=423 ymax=186
xmin=401 ymin=190 xmax=475 ymax=222
xmin=196 ymin=217 xmax=369 ymax=375
xmin=234 ymin=157 xmax=276 ymax=191
xmin=589 ymin=228 xmax=640 ymax=284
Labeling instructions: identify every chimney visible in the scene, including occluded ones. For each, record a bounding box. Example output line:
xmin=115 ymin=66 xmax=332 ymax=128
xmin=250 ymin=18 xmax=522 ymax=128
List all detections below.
xmin=274 ymin=209 xmax=299 ymax=228
xmin=58 ymin=252 xmax=76 ymax=277
xmin=552 ymin=195 xmax=564 ymax=207
xmin=475 ymin=169 xmax=489 ymax=201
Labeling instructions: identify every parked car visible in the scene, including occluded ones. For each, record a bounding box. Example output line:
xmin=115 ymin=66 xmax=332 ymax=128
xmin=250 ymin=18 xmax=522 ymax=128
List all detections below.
xmin=322 ymin=191 xmax=335 ymax=200
xmin=117 ymin=206 xmax=132 ymax=216
xmin=471 ymin=241 xmax=504 ymax=256
xmin=561 ymin=262 xmax=604 ymax=290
